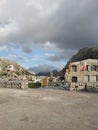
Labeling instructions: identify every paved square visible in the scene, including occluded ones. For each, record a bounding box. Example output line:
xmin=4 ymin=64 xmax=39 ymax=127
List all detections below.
xmin=0 ymin=88 xmax=98 ymax=130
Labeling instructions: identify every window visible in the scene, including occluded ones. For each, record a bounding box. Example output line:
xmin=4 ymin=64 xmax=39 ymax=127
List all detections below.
xmin=90 ymin=76 xmax=97 ymax=82
xmin=72 ymin=65 xmax=77 ymax=72
xmin=84 ymin=75 xmax=89 ymax=82
xmin=97 ymin=76 xmax=98 ymax=81
xmin=91 ymin=65 xmax=96 ymax=71
xmin=72 ymin=77 xmax=77 ymax=82
xmin=86 ymin=65 xmax=91 ymax=71
xmin=96 ymin=65 xmax=98 ymax=71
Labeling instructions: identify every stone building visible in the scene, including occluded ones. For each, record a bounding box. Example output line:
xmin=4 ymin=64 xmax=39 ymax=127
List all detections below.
xmin=65 ymin=59 xmax=98 ymax=90
xmin=41 ymin=77 xmax=48 ymax=87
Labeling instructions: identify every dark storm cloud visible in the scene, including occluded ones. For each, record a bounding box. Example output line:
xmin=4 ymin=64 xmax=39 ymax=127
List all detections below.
xmin=45 ymin=50 xmax=76 ymax=62
xmin=46 ymin=55 xmax=67 ymax=62
xmin=0 ymin=0 xmax=98 ymax=50
xmin=22 ymin=45 xmax=32 ymax=53
xmin=45 ymin=0 xmax=98 ymax=49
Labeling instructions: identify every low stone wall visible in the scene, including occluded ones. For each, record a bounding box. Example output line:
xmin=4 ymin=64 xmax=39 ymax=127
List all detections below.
xmin=70 ymin=82 xmax=98 ymax=91
xmin=0 ymin=80 xmax=28 ymax=89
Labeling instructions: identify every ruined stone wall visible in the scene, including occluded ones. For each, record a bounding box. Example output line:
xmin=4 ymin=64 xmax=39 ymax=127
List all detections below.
xmin=70 ymin=82 xmax=98 ymax=91
xmin=0 ymin=80 xmax=28 ymax=89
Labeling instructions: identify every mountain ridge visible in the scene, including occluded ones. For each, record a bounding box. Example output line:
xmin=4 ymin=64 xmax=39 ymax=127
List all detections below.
xmin=36 ymin=70 xmax=59 ymax=76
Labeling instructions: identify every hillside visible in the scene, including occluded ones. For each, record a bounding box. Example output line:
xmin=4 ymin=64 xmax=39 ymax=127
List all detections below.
xmin=59 ymin=47 xmax=98 ymax=78
xmin=0 ymin=58 xmax=33 ymax=79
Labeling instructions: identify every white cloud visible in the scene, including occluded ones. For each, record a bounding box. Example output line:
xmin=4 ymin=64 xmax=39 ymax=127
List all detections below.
xmin=8 ymin=54 xmax=27 ymax=61
xmin=0 ymin=45 xmax=8 ymax=51
xmin=8 ymin=54 xmax=17 ymax=58
xmin=45 ymin=53 xmax=55 ymax=57
xmin=32 ymin=54 xmax=43 ymax=61
xmin=28 ymin=64 xmax=58 ymax=73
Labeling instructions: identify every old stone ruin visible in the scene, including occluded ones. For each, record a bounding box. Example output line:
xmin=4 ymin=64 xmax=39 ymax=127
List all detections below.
xmin=0 ymin=79 xmax=28 ymax=89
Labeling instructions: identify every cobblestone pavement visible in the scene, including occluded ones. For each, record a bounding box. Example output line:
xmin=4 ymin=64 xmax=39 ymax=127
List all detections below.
xmin=0 ymin=88 xmax=98 ymax=130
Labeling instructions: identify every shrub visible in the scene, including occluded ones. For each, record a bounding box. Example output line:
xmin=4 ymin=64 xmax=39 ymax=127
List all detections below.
xmin=28 ymin=82 xmax=41 ymax=88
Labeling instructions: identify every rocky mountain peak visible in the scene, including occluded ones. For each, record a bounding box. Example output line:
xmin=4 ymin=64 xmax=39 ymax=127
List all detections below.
xmin=59 ymin=47 xmax=98 ymax=78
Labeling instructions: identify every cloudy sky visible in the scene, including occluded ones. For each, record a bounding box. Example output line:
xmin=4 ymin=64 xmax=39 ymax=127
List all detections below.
xmin=0 ymin=0 xmax=98 ymax=73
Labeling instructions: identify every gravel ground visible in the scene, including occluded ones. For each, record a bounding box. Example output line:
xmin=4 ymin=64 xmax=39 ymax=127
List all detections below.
xmin=0 ymin=88 xmax=98 ymax=130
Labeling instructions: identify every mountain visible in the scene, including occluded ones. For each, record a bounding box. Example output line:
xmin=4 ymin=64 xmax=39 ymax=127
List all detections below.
xmin=59 ymin=47 xmax=98 ymax=78
xmin=69 ymin=47 xmax=98 ymax=62
xmin=0 ymin=57 xmax=33 ymax=79
xmin=36 ymin=70 xmax=59 ymax=76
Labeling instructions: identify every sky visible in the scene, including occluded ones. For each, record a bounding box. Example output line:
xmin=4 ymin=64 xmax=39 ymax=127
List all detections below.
xmin=0 ymin=0 xmax=98 ymax=73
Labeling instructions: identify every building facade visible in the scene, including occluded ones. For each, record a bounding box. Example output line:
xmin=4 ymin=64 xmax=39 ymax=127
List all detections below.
xmin=65 ymin=59 xmax=98 ymax=83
